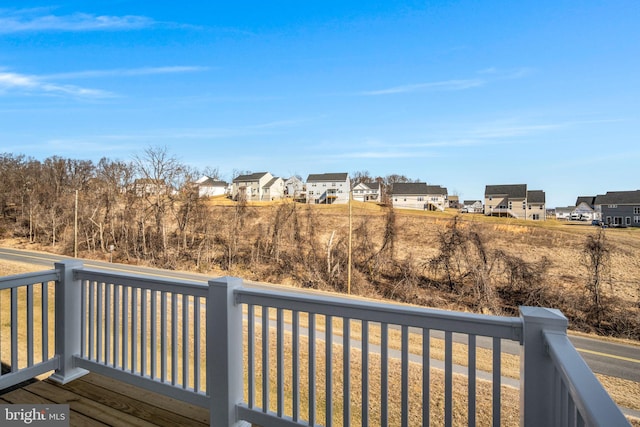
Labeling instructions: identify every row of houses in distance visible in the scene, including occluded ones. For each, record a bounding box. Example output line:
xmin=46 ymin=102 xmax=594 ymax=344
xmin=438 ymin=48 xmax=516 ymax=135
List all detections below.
xmin=194 ymin=171 xmax=640 ymax=227
xmin=555 ymin=190 xmax=640 ymax=227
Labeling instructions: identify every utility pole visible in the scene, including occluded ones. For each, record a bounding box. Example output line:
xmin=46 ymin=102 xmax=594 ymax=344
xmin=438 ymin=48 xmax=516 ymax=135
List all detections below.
xmin=347 ymin=189 xmax=352 ymax=295
xmin=74 ymin=189 xmax=78 ymax=258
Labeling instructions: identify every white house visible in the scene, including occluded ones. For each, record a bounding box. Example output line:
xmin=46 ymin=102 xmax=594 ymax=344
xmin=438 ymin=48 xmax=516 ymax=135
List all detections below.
xmin=284 ymin=176 xmax=305 ymax=200
xmin=572 ymin=196 xmax=596 ymax=221
xmin=261 ymin=177 xmax=285 ymax=201
xmin=352 ymin=181 xmax=382 ymax=203
xmin=391 ymin=183 xmax=448 ymax=211
xmin=462 ymin=200 xmax=483 ymax=213
xmin=232 ymin=172 xmax=274 ymax=201
xmin=196 ymin=176 xmax=228 ymax=197
xmin=306 ymin=173 xmax=350 ymax=204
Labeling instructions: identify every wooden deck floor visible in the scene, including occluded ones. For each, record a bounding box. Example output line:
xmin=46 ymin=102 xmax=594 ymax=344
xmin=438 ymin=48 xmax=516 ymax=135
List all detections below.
xmin=0 ymin=373 xmax=210 ymax=426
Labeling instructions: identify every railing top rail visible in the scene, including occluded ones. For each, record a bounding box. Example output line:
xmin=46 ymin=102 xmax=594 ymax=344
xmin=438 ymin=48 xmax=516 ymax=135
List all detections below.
xmin=236 ymin=287 xmax=523 ymax=341
xmin=0 ymin=269 xmax=59 ymax=290
xmin=74 ymin=268 xmax=208 ymax=297
xmin=543 ymin=330 xmax=629 ymax=426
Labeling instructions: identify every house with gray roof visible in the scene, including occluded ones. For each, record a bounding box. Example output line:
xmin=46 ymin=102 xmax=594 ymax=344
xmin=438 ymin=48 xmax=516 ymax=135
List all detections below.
xmin=572 ymin=196 xmax=596 ymax=221
xmin=352 ymin=181 xmax=382 ymax=203
xmin=196 ymin=176 xmax=229 ymax=198
xmin=232 ymin=172 xmax=284 ymax=201
xmin=594 ymin=190 xmax=640 ymax=227
xmin=484 ymin=184 xmax=546 ymax=220
xmin=462 ymin=200 xmax=483 ymax=213
xmin=390 ymin=183 xmax=448 ymax=211
xmin=306 ymin=173 xmax=350 ymax=204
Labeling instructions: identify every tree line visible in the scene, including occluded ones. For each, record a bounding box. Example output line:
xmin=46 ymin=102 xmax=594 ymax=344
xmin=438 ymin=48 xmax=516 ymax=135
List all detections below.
xmin=1 ymin=148 xmax=635 ymax=338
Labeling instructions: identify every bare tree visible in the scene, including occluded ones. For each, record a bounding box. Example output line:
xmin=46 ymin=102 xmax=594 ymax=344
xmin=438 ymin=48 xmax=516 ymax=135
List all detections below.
xmin=583 ymin=228 xmax=611 ymax=325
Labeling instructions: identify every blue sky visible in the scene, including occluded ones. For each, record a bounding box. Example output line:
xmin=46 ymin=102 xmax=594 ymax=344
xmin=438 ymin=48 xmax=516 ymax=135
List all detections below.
xmin=1 ymin=1 xmax=638 ymax=207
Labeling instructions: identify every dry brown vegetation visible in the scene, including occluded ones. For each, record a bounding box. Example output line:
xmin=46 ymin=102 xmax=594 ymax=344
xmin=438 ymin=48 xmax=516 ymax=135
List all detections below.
xmin=3 ymin=197 xmax=640 ymax=340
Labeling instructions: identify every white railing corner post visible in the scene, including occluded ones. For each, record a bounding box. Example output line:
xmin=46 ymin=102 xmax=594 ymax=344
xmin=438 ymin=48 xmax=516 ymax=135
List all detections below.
xmin=519 ymin=306 xmax=568 ymax=427
xmin=49 ymin=260 xmax=89 ymax=384
xmin=208 ymin=276 xmax=244 ymax=427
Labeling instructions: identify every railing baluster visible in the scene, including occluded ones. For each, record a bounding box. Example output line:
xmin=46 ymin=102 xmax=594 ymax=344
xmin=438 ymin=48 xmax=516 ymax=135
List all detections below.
xmin=276 ymin=308 xmax=284 ymax=417
xmin=423 ymin=328 xmax=430 ymax=427
xmin=248 ymin=304 xmax=255 ymax=408
xmin=151 ymin=289 xmax=157 ymax=380
xmin=171 ymin=293 xmax=178 ymax=386
xmin=182 ymin=294 xmax=189 ymax=389
xmin=123 ymin=285 xmax=129 ymax=371
xmin=381 ymin=323 xmax=388 ymax=427
xmin=41 ymin=282 xmax=48 ymax=362
xmin=292 ymin=310 xmax=300 ymax=422
xmin=309 ymin=313 xmax=316 ymax=426
xmin=132 ymin=287 xmax=138 ymax=374
xmin=468 ymin=334 xmax=477 ymax=427
xmin=492 ymin=337 xmax=501 ymax=427
xmin=106 ymin=283 xmax=111 ymax=366
xmin=402 ymin=325 xmax=410 ymax=427
xmin=89 ymin=280 xmax=95 ymax=362
xmin=80 ymin=281 xmax=86 ymax=358
xmin=343 ymin=318 xmax=350 ymax=426
xmin=141 ymin=288 xmax=147 ymax=378
xmin=444 ymin=330 xmax=452 ymax=427
xmin=262 ymin=305 xmax=269 ymax=413
xmin=114 ymin=284 xmax=120 ymax=369
xmin=97 ymin=282 xmax=103 ymax=363
xmin=27 ymin=284 xmax=34 ymax=366
xmin=326 ymin=315 xmax=333 ymax=427
xmin=11 ymin=287 xmax=18 ymax=370
xmin=194 ymin=295 xmax=200 ymax=393
xmin=362 ymin=320 xmax=369 ymax=427
xmin=161 ymin=291 xmax=167 ymax=383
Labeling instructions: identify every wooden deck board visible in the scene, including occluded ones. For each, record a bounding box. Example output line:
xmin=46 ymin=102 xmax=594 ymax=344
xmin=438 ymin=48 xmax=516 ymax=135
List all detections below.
xmin=0 ymin=387 xmax=110 ymax=426
xmin=0 ymin=373 xmax=210 ymax=427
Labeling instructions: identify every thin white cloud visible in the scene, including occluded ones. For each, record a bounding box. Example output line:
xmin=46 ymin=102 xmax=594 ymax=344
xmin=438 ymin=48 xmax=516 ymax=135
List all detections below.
xmin=0 ymin=10 xmax=153 ymax=33
xmin=361 ymin=78 xmax=484 ymax=95
xmin=0 ymin=70 xmax=114 ymax=98
xmin=44 ymin=66 xmax=209 ymax=80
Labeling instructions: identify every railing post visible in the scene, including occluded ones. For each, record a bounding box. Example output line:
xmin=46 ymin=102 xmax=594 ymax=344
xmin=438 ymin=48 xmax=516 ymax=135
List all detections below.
xmin=208 ymin=276 xmax=244 ymax=427
xmin=519 ymin=306 xmax=568 ymax=427
xmin=49 ymin=260 xmax=89 ymax=384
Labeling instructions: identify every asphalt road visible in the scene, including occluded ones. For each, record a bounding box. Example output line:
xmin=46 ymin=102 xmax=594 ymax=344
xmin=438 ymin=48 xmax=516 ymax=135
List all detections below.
xmin=1 ymin=246 xmax=638 ymax=383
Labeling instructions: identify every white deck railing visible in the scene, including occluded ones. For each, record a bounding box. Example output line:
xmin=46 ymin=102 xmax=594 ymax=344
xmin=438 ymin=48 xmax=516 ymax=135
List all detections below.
xmin=0 ymin=260 xmax=630 ymax=426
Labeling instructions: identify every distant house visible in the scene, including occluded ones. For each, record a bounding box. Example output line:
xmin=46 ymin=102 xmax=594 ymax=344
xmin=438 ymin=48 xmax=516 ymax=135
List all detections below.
xmin=352 ymin=181 xmax=382 ymax=203
xmin=448 ymin=195 xmax=460 ymax=209
xmin=132 ymin=178 xmax=169 ymax=197
xmin=462 ymin=200 xmax=483 ymax=213
xmin=261 ymin=177 xmax=285 ymax=201
xmin=390 ymin=183 xmax=448 ymax=211
xmin=284 ymin=176 xmax=305 ymax=200
xmin=196 ymin=176 xmax=228 ymax=198
xmin=484 ymin=184 xmax=546 ymax=220
xmin=594 ymin=190 xmax=640 ymax=227
xmin=555 ymin=206 xmax=574 ymax=220
xmin=232 ymin=172 xmax=278 ymax=201
xmin=425 ymin=185 xmax=448 ymax=211
xmin=572 ymin=196 xmax=596 ymax=221
xmin=306 ymin=173 xmax=350 ymax=204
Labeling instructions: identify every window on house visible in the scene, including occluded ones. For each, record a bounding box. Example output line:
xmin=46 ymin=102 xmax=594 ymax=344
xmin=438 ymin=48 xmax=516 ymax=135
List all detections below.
xmin=634 ymin=216 xmax=640 ymax=223
xmin=417 ymin=197 xmax=424 ymax=201
xmin=489 ymin=196 xmax=492 ymax=201
xmin=626 ymin=217 xmax=631 ymax=225
xmin=533 ymin=214 xmax=540 ymax=220
xmin=608 ymin=204 xmax=617 ymax=208
xmin=634 ymin=207 xmax=640 ymax=214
